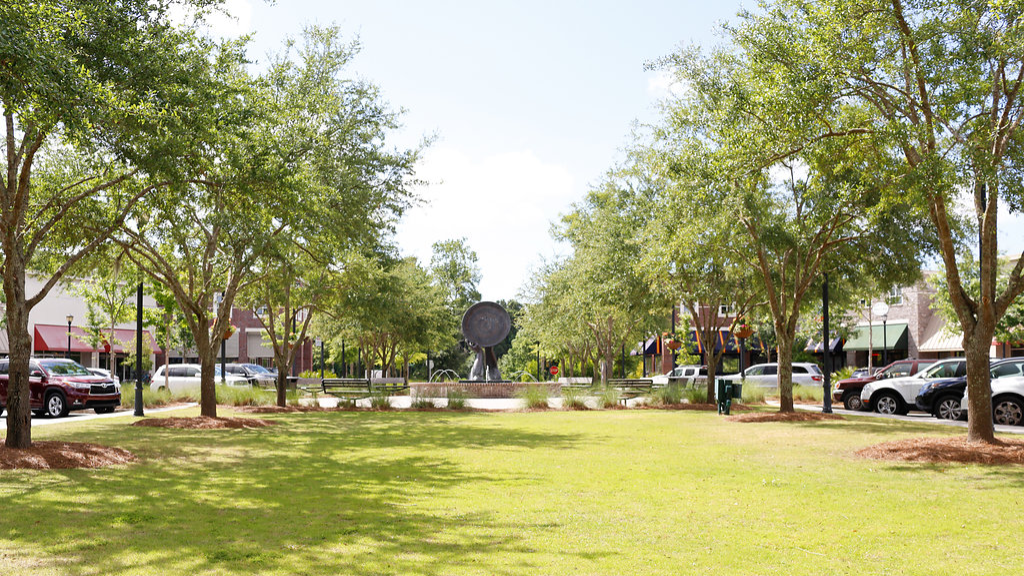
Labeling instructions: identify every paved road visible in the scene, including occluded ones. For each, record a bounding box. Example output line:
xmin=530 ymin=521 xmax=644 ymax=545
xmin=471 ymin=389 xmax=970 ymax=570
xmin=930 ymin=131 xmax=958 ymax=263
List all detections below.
xmin=0 ymin=404 xmax=197 ymax=431
xmin=784 ymin=402 xmax=1024 ymax=435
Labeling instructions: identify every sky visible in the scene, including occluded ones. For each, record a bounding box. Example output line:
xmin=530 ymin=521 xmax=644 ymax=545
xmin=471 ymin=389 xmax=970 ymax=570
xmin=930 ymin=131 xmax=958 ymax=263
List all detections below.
xmin=206 ymin=0 xmax=1024 ymax=300
xmin=205 ymin=0 xmax=746 ymax=300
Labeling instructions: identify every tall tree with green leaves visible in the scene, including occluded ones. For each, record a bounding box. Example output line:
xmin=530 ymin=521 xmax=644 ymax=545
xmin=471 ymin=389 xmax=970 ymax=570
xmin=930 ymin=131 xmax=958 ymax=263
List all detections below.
xmin=652 ymin=34 xmax=931 ymax=412
xmin=553 ymin=181 xmax=664 ymax=384
xmin=719 ymin=0 xmax=1024 ymax=441
xmin=1 ymin=0 xmax=221 ymax=447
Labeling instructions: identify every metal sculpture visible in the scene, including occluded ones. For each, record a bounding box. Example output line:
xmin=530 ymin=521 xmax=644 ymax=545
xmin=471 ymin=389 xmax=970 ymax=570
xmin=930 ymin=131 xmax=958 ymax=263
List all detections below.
xmin=461 ymin=301 xmax=511 ymax=381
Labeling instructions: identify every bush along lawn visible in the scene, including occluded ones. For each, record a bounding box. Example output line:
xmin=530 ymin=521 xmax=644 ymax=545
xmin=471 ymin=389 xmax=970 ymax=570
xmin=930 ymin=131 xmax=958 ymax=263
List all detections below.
xmin=1 ymin=407 xmax=1022 ymax=575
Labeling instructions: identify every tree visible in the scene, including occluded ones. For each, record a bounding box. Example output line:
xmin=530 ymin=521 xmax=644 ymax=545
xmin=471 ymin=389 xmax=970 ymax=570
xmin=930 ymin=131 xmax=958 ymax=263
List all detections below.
xmin=635 ymin=142 xmax=762 ymax=402
xmin=323 ymin=255 xmax=450 ymax=379
xmin=121 ymin=27 xmax=421 ymax=415
xmin=722 ymin=0 xmax=1024 ymax=441
xmin=428 ymin=238 xmax=482 ymax=375
xmin=550 ymin=180 xmax=664 ymax=384
xmin=652 ymin=33 xmax=930 ymax=412
xmin=71 ymin=250 xmax=142 ymax=372
xmin=1 ymin=0 xmax=221 ymax=447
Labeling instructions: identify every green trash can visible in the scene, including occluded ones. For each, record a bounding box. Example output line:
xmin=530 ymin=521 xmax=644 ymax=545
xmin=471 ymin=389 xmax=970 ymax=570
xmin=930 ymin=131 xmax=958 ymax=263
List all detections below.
xmin=731 ymin=382 xmax=743 ymax=400
xmin=717 ymin=379 xmax=733 ymax=415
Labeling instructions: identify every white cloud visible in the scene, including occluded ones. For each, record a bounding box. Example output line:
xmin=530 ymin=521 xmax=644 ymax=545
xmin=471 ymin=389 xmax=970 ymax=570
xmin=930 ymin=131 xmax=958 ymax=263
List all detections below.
xmin=646 ymin=70 xmax=689 ymax=101
xmin=169 ymin=0 xmax=252 ymax=39
xmin=395 ymin=148 xmax=577 ymax=301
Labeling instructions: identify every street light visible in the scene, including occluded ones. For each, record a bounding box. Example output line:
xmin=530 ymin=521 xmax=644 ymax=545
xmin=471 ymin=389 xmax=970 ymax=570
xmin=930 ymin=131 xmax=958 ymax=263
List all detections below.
xmin=214 ymin=292 xmax=226 ymax=384
xmin=66 ymin=314 xmax=74 ymax=358
xmin=315 ymin=337 xmax=323 ymax=380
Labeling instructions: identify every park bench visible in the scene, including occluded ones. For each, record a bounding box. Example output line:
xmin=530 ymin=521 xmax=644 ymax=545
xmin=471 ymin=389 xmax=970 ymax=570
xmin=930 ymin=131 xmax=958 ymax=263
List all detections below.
xmin=608 ymin=378 xmax=654 ymax=405
xmin=315 ymin=377 xmax=410 ymax=401
xmin=558 ymin=377 xmax=594 ymax=391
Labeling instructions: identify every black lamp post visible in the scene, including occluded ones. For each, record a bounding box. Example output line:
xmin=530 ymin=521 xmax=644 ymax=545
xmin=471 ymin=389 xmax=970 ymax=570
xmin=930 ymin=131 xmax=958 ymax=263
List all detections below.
xmin=822 ymin=273 xmax=832 ymax=414
xmin=214 ymin=292 xmax=225 ymax=384
xmin=65 ymin=314 xmax=73 ymax=358
xmin=316 ymin=337 xmax=324 ymax=380
xmin=882 ymin=315 xmax=888 ymax=366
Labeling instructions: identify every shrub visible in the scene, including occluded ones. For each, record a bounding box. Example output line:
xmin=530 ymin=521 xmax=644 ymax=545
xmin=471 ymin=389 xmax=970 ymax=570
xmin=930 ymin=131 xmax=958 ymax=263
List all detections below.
xmin=300 ymin=369 xmax=337 ymax=379
xmin=561 ymin=386 xmax=588 ymax=410
xmin=650 ymin=384 xmax=684 ymax=406
xmin=217 ymin=385 xmax=274 ymax=407
xmin=740 ymin=385 xmax=765 ymax=404
xmin=832 ymin=366 xmax=854 ymax=381
xmin=446 ymin=388 xmax=468 ymax=410
xmin=597 ymin=386 xmax=620 ymax=409
xmin=683 ymin=386 xmax=708 ymax=404
xmin=792 ymin=385 xmax=824 ymax=402
xmin=517 ymin=385 xmax=549 ymax=409
xmin=120 ymin=386 xmax=173 ymax=409
xmin=369 ymin=392 xmax=392 ymax=410
xmin=410 ymin=391 xmax=436 ymax=409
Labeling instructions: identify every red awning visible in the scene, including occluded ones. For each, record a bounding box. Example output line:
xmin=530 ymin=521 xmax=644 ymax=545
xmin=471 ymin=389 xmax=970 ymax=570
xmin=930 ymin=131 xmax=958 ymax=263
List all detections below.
xmin=34 ymin=324 xmax=162 ymax=354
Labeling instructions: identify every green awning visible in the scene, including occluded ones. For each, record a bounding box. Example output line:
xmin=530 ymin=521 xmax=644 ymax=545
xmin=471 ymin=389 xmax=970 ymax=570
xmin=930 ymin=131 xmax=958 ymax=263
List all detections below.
xmin=844 ymin=322 xmax=909 ymax=352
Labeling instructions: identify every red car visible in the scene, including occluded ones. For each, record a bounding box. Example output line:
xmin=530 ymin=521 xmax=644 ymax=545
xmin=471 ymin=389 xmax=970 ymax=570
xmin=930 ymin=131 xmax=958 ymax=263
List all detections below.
xmin=0 ymin=358 xmax=121 ymax=418
xmin=832 ymin=359 xmax=930 ymax=411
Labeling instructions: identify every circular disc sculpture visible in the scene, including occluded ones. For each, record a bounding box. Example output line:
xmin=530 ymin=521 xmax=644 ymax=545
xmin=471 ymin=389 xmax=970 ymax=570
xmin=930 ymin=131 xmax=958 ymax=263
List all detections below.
xmin=462 ymin=301 xmax=511 ymax=381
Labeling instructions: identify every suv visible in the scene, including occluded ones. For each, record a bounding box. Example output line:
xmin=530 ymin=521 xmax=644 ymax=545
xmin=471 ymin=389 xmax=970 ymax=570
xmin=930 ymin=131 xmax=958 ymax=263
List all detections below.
xmin=961 ymin=366 xmax=1024 ymax=426
xmin=832 ymin=359 xmax=929 ymax=411
xmin=721 ymin=362 xmax=824 ymax=387
xmin=224 ymin=363 xmax=277 ymax=388
xmin=652 ymin=365 xmax=706 ymax=386
xmin=0 ymin=358 xmax=121 ymax=418
xmin=151 ymin=364 xmax=249 ymax=395
xmin=860 ymin=358 xmax=967 ymax=415
xmin=916 ymin=358 xmax=1024 ymax=421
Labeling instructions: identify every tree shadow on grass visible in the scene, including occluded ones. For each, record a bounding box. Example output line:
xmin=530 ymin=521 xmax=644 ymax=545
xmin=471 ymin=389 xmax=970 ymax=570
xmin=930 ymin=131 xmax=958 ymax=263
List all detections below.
xmin=0 ymin=412 xmax=582 ymax=575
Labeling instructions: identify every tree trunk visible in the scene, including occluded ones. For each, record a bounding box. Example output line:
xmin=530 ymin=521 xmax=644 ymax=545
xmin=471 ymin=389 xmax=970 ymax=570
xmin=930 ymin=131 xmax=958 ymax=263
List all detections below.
xmin=4 ymin=282 xmax=33 ymax=448
xmin=776 ymin=326 xmax=795 ymax=413
xmin=197 ymin=337 xmax=218 ymax=417
xmin=964 ymin=328 xmax=996 ymax=443
xmin=276 ymin=368 xmax=288 ymax=407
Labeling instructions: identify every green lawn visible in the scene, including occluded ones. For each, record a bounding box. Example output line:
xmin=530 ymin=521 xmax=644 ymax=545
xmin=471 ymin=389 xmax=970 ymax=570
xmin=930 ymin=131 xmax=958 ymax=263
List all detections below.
xmin=1 ymin=408 xmax=1021 ymax=575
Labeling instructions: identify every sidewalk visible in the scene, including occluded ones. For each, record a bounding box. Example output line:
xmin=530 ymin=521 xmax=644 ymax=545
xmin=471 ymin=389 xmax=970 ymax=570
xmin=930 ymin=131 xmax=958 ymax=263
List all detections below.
xmin=0 ymin=403 xmax=198 ymax=431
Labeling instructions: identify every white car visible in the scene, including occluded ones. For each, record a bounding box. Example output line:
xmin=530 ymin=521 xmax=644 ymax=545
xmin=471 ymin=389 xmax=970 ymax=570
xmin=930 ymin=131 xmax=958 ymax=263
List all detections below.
xmin=961 ymin=374 xmax=1024 ymax=426
xmin=651 ymin=365 xmax=706 ymax=386
xmin=860 ymin=358 xmax=966 ymax=415
xmin=150 ymin=364 xmax=249 ymax=395
xmin=721 ymin=362 xmax=824 ymax=387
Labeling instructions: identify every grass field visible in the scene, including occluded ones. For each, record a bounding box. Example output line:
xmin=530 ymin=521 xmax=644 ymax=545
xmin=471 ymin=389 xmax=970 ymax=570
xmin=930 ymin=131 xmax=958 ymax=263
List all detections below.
xmin=1 ymin=408 xmax=1021 ymax=575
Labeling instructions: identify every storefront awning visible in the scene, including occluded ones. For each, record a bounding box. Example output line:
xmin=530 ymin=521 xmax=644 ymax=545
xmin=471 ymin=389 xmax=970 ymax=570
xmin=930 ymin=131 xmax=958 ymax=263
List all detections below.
xmin=843 ymin=322 xmax=908 ymax=352
xmin=34 ymin=324 xmax=162 ymax=354
xmin=918 ymin=315 xmax=964 ymax=353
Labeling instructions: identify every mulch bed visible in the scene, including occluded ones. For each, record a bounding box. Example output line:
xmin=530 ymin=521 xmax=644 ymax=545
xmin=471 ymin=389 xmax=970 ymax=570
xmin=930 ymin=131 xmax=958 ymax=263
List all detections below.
xmin=0 ymin=442 xmax=136 ymax=470
xmin=726 ymin=412 xmax=845 ymax=423
xmin=857 ymin=437 xmax=1024 ymax=465
xmin=131 ymin=416 xmax=277 ymax=429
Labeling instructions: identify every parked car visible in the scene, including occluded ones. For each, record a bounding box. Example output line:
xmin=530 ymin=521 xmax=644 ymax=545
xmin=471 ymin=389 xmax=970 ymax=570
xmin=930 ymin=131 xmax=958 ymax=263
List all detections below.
xmin=86 ymin=367 xmax=120 ymax=387
xmin=915 ymin=358 xmax=1024 ymax=421
xmin=652 ymin=365 xmax=706 ymax=386
xmin=0 ymin=358 xmax=120 ymax=418
xmin=850 ymin=367 xmax=874 ymax=379
xmin=150 ymin=364 xmax=249 ymax=395
xmin=860 ymin=358 xmax=966 ymax=415
xmin=960 ymin=363 xmax=1024 ymax=426
xmin=224 ymin=363 xmax=277 ymax=388
xmin=832 ymin=359 xmax=930 ymax=411
xmin=721 ymin=362 xmax=824 ymax=387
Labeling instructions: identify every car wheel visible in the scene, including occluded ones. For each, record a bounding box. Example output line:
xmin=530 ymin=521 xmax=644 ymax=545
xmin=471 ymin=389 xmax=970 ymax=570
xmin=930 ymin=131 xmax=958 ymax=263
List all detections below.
xmin=873 ymin=392 xmax=903 ymax=415
xmin=44 ymin=391 xmax=69 ymax=418
xmin=934 ymin=395 xmax=962 ymax=421
xmin=993 ymin=396 xmax=1024 ymax=426
xmin=842 ymin=391 xmax=864 ymax=411
xmin=95 ymin=406 xmax=115 ymax=414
